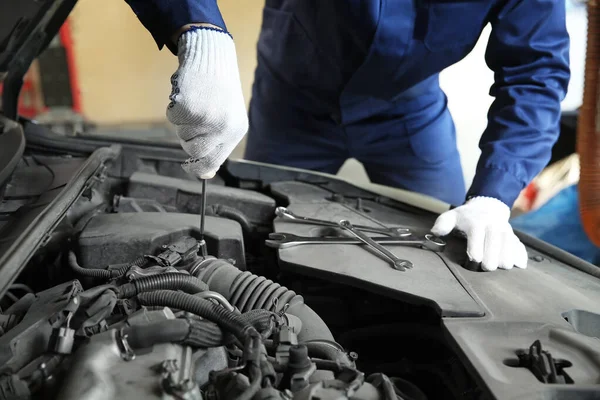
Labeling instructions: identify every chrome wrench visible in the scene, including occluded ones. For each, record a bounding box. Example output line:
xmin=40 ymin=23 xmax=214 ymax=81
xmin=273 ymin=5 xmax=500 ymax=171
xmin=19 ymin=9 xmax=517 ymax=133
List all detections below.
xmin=338 ymin=220 xmax=413 ymax=270
xmin=266 ymin=232 xmax=445 ymax=251
xmin=275 ymin=207 xmax=411 ymax=237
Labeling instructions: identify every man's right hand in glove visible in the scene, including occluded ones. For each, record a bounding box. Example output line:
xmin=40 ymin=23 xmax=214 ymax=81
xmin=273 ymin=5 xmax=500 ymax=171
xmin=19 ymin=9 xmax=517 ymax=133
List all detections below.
xmin=168 ymin=25 xmax=248 ymax=179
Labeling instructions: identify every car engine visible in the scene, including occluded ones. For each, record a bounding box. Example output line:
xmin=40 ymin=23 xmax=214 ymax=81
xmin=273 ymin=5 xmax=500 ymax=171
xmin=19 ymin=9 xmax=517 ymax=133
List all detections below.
xmin=0 ymin=149 xmax=484 ymax=400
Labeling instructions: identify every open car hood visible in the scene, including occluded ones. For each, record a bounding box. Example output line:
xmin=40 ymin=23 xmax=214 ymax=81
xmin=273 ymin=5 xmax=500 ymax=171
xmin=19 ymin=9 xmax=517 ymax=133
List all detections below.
xmin=0 ymin=0 xmax=78 ymax=201
xmin=0 ymin=0 xmax=76 ymax=81
xmin=1 ymin=2 xmax=600 ymax=399
xmin=1 ymin=119 xmax=600 ymax=399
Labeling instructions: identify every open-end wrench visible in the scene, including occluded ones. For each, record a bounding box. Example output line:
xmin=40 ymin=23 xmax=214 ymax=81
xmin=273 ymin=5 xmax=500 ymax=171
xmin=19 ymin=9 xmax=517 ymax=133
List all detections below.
xmin=275 ymin=207 xmax=411 ymax=237
xmin=338 ymin=220 xmax=413 ymax=270
xmin=265 ymin=232 xmax=446 ymax=251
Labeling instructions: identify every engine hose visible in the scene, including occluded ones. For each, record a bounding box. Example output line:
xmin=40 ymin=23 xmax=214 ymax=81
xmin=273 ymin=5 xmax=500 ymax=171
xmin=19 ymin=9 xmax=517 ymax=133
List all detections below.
xmin=117 ymin=273 xmax=208 ymax=298
xmin=195 ymin=259 xmax=334 ymax=342
xmin=206 ymin=204 xmax=254 ymax=233
xmin=68 ymin=251 xmax=113 ymax=279
xmin=137 ymin=290 xmax=259 ymax=342
xmin=196 ymin=291 xmax=235 ymax=312
xmin=304 ymin=340 xmax=354 ymax=368
xmin=111 ymin=255 xmax=147 ymax=277
xmin=125 ymin=318 xmax=226 ymax=349
xmin=68 ymin=251 xmax=148 ymax=279
xmin=196 ymin=259 xmax=300 ymax=313
xmin=578 ymin=0 xmax=600 ymax=245
xmin=240 ymin=309 xmax=277 ymax=338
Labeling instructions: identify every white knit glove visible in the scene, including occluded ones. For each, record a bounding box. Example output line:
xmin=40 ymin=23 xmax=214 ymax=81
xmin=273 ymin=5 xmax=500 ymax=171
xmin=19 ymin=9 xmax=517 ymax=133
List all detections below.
xmin=431 ymin=196 xmax=528 ymax=271
xmin=167 ymin=28 xmax=248 ymax=179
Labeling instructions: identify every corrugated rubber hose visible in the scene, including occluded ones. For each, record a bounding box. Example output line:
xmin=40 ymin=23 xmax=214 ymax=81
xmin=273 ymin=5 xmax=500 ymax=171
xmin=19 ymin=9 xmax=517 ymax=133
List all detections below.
xmin=68 ymin=251 xmax=147 ymax=279
xmin=195 ymin=259 xmax=334 ymax=342
xmin=117 ymin=273 xmax=208 ymax=298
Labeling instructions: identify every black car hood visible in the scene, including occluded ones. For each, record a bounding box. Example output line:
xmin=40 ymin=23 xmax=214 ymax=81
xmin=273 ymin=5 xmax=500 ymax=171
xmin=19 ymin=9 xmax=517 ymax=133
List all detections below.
xmin=0 ymin=0 xmax=76 ymax=79
xmin=0 ymin=0 xmax=77 ymax=119
xmin=0 ymin=0 xmax=78 ymax=200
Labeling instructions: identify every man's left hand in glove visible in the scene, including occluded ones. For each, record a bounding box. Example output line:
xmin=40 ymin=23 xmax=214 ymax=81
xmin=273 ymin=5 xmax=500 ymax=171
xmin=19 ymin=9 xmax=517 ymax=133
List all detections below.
xmin=431 ymin=196 xmax=528 ymax=272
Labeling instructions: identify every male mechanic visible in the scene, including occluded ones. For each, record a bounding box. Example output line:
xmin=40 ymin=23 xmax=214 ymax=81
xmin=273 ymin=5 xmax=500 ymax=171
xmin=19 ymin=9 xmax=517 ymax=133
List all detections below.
xmin=124 ymin=0 xmax=570 ymax=272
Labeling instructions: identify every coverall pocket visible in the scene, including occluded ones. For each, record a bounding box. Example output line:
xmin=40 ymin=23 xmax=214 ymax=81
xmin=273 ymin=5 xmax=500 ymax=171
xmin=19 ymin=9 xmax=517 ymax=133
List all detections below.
xmin=257 ymin=6 xmax=320 ymax=89
xmin=407 ymin=108 xmax=457 ymax=164
xmin=423 ymin=1 xmax=487 ymax=51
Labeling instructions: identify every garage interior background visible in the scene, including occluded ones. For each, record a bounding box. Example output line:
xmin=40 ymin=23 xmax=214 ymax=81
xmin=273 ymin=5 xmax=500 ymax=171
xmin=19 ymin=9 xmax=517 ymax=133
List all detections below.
xmin=26 ymin=0 xmax=589 ymax=191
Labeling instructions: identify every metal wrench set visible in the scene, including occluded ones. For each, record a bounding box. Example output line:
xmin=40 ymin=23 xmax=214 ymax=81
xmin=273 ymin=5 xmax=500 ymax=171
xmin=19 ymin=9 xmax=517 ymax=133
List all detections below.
xmin=267 ymin=207 xmax=446 ymax=271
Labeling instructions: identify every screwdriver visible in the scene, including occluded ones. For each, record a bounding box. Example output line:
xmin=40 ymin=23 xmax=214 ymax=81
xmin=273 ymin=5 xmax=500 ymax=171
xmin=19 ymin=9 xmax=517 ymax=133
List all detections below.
xmin=199 ymin=178 xmax=207 ymax=257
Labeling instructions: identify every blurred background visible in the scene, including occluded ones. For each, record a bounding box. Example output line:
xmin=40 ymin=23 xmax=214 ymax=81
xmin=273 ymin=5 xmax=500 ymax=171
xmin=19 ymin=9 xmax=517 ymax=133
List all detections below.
xmin=3 ymin=0 xmax=586 ymax=190
xmin=2 ymin=0 xmax=595 ymax=262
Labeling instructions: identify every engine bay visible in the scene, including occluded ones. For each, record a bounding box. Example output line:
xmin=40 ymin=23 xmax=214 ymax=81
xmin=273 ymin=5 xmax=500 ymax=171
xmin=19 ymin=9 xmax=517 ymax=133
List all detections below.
xmin=2 ymin=141 xmax=600 ymax=400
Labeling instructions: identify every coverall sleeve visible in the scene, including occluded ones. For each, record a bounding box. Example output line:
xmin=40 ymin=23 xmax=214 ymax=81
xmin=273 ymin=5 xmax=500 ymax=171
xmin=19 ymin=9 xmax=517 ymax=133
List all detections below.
xmin=123 ymin=0 xmax=227 ymax=54
xmin=467 ymin=0 xmax=570 ymax=207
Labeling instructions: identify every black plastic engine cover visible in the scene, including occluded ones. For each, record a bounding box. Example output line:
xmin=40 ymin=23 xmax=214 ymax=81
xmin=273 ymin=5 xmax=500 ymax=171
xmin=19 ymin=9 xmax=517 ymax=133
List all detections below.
xmin=77 ymin=213 xmax=245 ymax=269
xmin=127 ymin=172 xmax=276 ymax=229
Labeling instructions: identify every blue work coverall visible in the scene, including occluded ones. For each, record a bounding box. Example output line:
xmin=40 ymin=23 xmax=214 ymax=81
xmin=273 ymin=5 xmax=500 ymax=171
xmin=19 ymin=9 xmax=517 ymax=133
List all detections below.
xmin=125 ymin=0 xmax=570 ymax=206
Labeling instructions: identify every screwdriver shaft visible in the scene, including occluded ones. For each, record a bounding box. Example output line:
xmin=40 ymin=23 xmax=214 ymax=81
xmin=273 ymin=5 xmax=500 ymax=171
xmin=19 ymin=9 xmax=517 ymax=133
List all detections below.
xmin=200 ymin=179 xmax=207 ymax=238
xmin=199 ymin=179 xmax=207 ymax=256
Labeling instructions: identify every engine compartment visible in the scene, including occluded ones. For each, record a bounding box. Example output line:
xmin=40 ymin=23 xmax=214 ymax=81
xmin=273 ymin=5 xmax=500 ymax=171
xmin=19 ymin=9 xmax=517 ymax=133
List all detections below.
xmin=0 ymin=150 xmax=481 ymax=400
xmin=3 ymin=144 xmax=600 ymax=400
